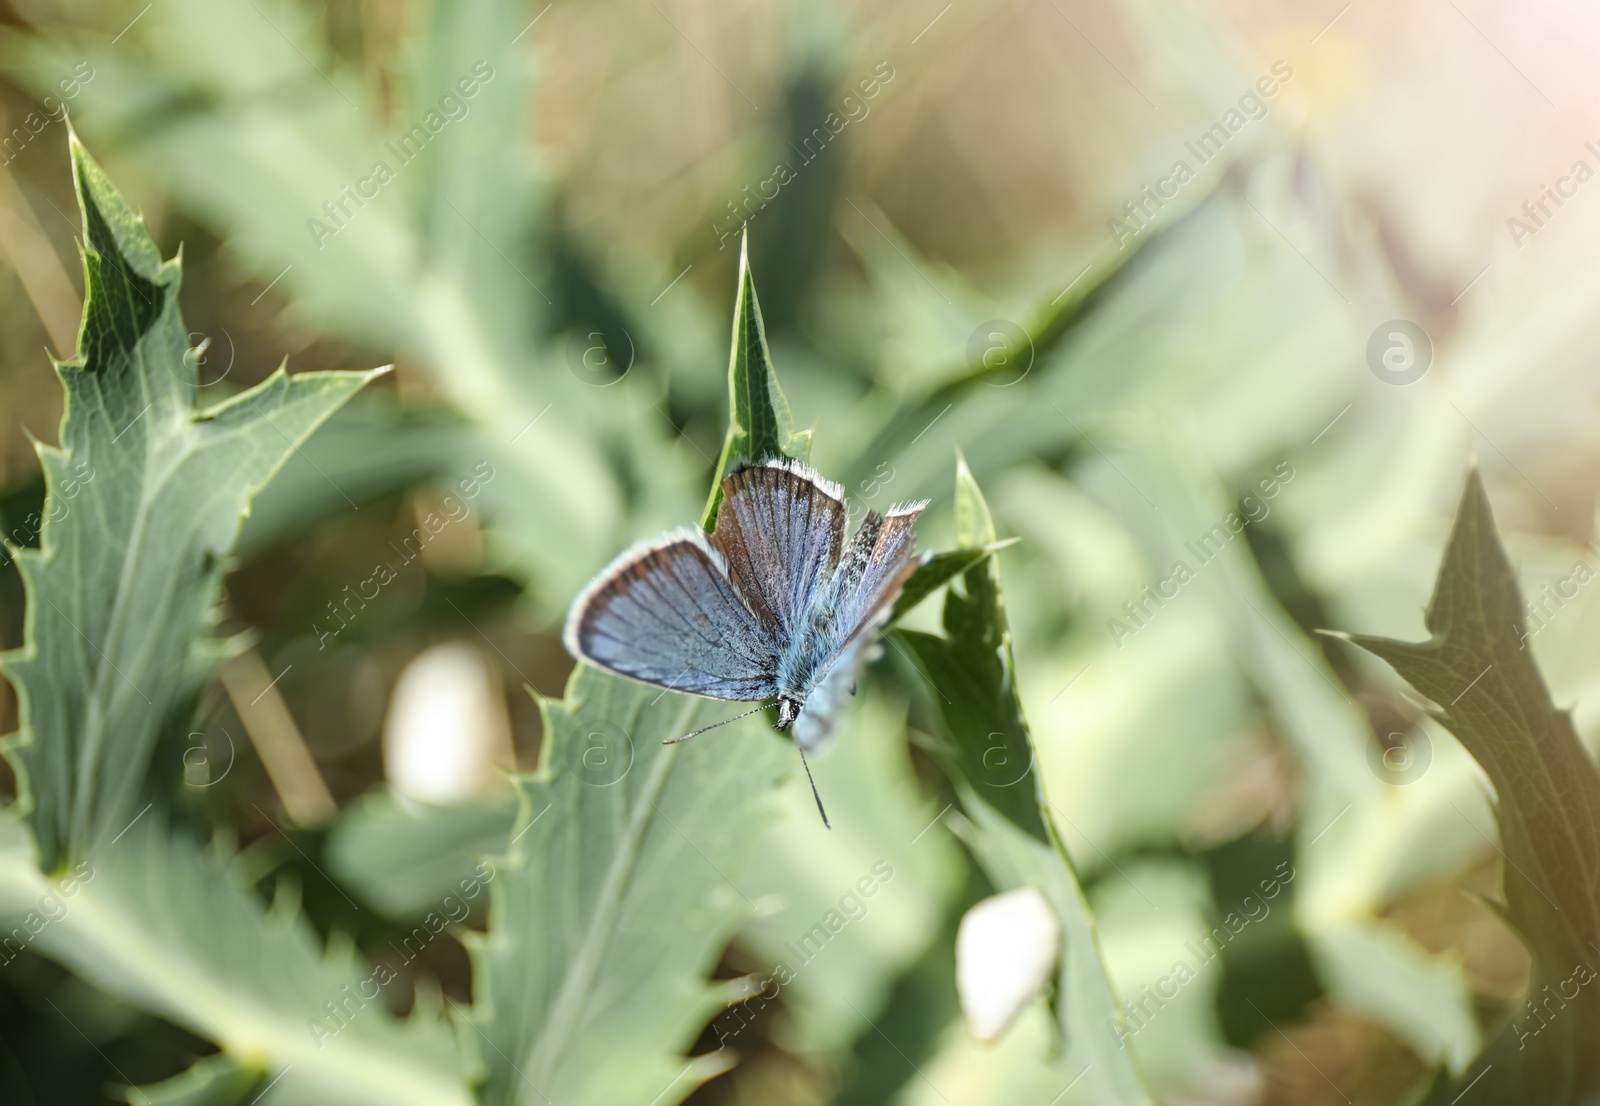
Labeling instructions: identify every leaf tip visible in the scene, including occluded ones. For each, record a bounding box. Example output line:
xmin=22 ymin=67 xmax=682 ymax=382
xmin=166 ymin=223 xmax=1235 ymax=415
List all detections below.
xmin=67 ymin=130 xmax=106 ymax=214
xmin=953 ymin=450 xmax=997 ymax=548
xmin=65 ymin=118 xmax=86 ymax=162
xmin=1459 ymin=464 xmax=1492 ymax=519
xmin=66 ymin=133 xmax=169 ymax=294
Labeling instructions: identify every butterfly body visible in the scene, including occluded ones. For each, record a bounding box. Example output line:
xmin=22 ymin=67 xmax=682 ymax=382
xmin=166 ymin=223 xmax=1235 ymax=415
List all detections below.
xmin=565 ymin=458 xmax=928 ymax=754
xmin=775 ymin=576 xmax=855 ymax=699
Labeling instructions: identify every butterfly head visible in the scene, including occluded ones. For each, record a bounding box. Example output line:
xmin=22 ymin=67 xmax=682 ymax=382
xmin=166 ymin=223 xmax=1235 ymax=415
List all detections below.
xmin=775 ymin=694 xmax=803 ymax=730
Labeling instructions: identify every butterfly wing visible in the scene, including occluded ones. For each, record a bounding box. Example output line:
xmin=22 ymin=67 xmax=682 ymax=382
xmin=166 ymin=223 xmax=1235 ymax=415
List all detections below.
xmin=564 ymin=528 xmax=778 ymax=700
xmin=831 ymin=501 xmax=929 ymax=641
xmin=791 ymin=501 xmax=931 ymax=752
xmin=709 ymin=459 xmax=847 ymax=644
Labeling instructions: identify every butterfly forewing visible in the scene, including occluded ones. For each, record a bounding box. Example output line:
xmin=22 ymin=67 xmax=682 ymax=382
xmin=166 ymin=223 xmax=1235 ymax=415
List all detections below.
xmin=563 ymin=529 xmax=779 ymax=700
xmin=710 ymin=460 xmax=846 ymax=641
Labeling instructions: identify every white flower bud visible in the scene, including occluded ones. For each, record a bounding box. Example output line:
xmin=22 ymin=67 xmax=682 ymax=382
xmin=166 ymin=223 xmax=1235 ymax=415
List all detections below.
xmin=384 ymin=643 xmax=513 ymax=805
xmin=956 ymin=887 xmax=1062 ymax=1043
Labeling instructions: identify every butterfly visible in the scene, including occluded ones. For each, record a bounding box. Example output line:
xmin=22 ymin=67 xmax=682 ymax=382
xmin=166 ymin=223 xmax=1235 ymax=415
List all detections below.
xmin=563 ymin=458 xmax=930 ymax=825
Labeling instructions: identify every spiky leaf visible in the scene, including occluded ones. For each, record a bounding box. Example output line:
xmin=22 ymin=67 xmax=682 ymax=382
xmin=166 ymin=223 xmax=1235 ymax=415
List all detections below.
xmin=1345 ymin=471 xmax=1600 ymax=1104
xmin=700 ymin=232 xmax=805 ymax=529
xmin=898 ymin=457 xmax=1154 ymax=1106
xmin=899 ymin=461 xmax=1045 ymax=840
xmin=0 ymin=139 xmax=464 ymax=1105
xmin=19 ymin=816 xmax=470 ymax=1106
xmin=468 ymin=667 xmax=788 ymax=1106
xmin=472 ymin=249 xmax=804 ymax=1105
xmin=0 ymin=137 xmax=381 ymax=868
xmin=889 ymin=539 xmax=1019 ymax=627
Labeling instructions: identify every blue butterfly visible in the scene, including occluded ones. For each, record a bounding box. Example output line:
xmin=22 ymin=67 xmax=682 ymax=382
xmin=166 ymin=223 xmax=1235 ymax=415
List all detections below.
xmin=564 ymin=458 xmax=929 ymax=825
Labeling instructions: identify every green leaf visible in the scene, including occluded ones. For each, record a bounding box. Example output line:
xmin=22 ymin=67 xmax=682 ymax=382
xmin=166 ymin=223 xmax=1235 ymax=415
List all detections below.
xmin=700 ymin=231 xmax=805 ymax=530
xmin=897 ymin=457 xmax=1154 ymax=1106
xmin=325 ymin=792 xmax=516 ymax=920
xmin=840 ymin=205 xmax=1188 ymax=494
xmin=21 ymin=817 xmax=470 ymax=1106
xmin=735 ymin=693 xmax=965 ymax=1058
xmin=123 ymin=1054 xmax=262 ymax=1105
xmin=0 ymin=141 xmax=466 ymax=1106
xmin=899 ymin=458 xmax=1045 ymax=841
xmin=468 ymin=667 xmax=789 ymax=1106
xmin=889 ymin=539 xmax=1019 ymax=627
xmin=1342 ymin=471 xmax=1600 ymax=1104
xmin=0 ymin=136 xmax=381 ymax=869
xmin=953 ymin=452 xmax=999 ymax=547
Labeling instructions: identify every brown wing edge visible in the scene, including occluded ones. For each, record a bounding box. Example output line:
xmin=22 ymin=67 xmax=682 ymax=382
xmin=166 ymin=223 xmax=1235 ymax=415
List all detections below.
xmin=710 ymin=458 xmax=849 ymax=634
xmin=562 ymin=527 xmax=776 ymax=700
xmin=841 ymin=498 xmax=932 ymax=643
xmin=722 ymin=456 xmax=846 ymax=504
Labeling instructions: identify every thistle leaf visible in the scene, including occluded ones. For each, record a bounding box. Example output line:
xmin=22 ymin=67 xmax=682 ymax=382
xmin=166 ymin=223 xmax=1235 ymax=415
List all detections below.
xmin=468 ymin=668 xmax=787 ymax=1106
xmin=700 ymin=231 xmax=805 ymax=530
xmin=472 ymin=251 xmax=801 ymax=1106
xmin=0 ymin=139 xmax=464 ymax=1106
xmin=897 ymin=455 xmax=1154 ymax=1105
xmin=1344 ymin=471 xmax=1600 ymax=1104
xmin=0 ymin=137 xmax=381 ymax=868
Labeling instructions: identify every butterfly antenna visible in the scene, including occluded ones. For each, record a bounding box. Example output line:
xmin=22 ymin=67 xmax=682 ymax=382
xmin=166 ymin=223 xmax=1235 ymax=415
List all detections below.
xmin=797 ymin=746 xmax=831 ymax=829
xmin=663 ymin=702 xmax=772 ymax=745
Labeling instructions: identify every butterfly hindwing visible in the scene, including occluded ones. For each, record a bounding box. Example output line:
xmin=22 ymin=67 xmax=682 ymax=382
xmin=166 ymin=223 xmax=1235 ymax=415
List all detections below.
xmin=563 ymin=529 xmax=779 ymax=701
xmin=790 ymin=500 xmax=930 ymax=751
xmin=710 ymin=460 xmax=846 ymax=642
xmin=791 ymin=632 xmax=879 ymax=753
xmin=834 ymin=502 xmax=927 ymax=643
